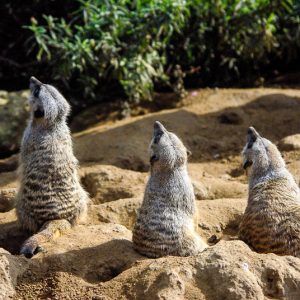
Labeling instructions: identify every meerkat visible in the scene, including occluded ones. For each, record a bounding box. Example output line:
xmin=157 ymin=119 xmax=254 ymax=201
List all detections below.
xmin=16 ymin=76 xmax=88 ymax=258
xmin=132 ymin=121 xmax=207 ymax=258
xmin=239 ymin=127 xmax=300 ymax=257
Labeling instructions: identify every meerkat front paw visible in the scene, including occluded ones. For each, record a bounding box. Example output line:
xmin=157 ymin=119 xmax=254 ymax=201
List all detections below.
xmin=20 ymin=238 xmax=43 ymax=258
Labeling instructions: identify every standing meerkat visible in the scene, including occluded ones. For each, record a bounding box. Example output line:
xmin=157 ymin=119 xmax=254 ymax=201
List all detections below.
xmin=16 ymin=76 xmax=88 ymax=258
xmin=239 ymin=127 xmax=300 ymax=257
xmin=133 ymin=121 xmax=207 ymax=258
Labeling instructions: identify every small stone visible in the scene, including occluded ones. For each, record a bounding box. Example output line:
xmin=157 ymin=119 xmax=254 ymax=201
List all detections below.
xmin=208 ymin=234 xmax=220 ymax=244
xmin=199 ymin=223 xmax=210 ymax=230
xmin=0 ymin=188 xmax=16 ymax=212
xmin=215 ymin=225 xmax=222 ymax=233
xmin=193 ymin=181 xmax=208 ymax=200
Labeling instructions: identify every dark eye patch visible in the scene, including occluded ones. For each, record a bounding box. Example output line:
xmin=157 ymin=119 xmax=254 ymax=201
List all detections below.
xmin=34 ymin=108 xmax=44 ymax=118
xmin=150 ymin=154 xmax=159 ymax=165
xmin=154 ymin=131 xmax=163 ymax=144
xmin=33 ymin=86 xmax=40 ymax=98
xmin=247 ymin=130 xmax=257 ymax=149
xmin=247 ymin=140 xmax=255 ymax=149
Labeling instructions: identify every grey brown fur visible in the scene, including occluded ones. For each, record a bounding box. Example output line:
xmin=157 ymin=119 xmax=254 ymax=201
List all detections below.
xmin=16 ymin=77 xmax=88 ymax=258
xmin=133 ymin=121 xmax=207 ymax=258
xmin=239 ymin=127 xmax=300 ymax=257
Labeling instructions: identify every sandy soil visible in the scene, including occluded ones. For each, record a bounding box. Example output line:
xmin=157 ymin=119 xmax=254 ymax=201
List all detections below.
xmin=1 ymin=88 xmax=300 ymax=299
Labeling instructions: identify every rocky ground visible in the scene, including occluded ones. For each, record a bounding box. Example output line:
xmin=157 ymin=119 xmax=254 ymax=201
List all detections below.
xmin=1 ymin=88 xmax=300 ymax=299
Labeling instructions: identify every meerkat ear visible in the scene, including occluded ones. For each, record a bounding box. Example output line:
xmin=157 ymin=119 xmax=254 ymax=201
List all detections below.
xmin=247 ymin=127 xmax=260 ymax=148
xmin=187 ymin=149 xmax=192 ymax=157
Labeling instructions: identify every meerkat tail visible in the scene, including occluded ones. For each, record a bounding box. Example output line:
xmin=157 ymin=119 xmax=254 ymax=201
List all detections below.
xmin=20 ymin=219 xmax=71 ymax=258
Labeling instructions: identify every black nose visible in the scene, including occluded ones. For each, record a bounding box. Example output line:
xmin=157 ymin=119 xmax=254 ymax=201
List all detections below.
xmin=30 ymin=76 xmax=43 ymax=86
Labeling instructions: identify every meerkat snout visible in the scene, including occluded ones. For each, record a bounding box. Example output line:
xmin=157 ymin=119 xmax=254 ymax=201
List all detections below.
xmin=152 ymin=121 xmax=165 ymax=144
xmin=28 ymin=76 xmax=71 ymax=123
xmin=242 ymin=126 xmax=267 ymax=170
xmin=30 ymin=76 xmax=42 ymax=98
xmin=150 ymin=121 xmax=191 ymax=170
xmin=242 ymin=127 xmax=259 ymax=169
xmin=30 ymin=76 xmax=42 ymax=86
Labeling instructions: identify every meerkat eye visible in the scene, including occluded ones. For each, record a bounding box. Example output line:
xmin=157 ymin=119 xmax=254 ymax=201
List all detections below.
xmin=33 ymin=86 xmax=40 ymax=98
xmin=150 ymin=154 xmax=159 ymax=164
xmin=34 ymin=107 xmax=44 ymax=118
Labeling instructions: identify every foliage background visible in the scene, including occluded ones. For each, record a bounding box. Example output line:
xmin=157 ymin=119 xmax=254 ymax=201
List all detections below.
xmin=0 ymin=0 xmax=300 ymax=108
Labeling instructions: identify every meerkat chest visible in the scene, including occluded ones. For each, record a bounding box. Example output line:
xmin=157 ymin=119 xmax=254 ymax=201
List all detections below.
xmin=148 ymin=171 xmax=193 ymax=194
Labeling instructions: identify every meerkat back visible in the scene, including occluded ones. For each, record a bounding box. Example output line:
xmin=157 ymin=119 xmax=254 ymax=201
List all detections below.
xmin=239 ymin=127 xmax=300 ymax=257
xmin=133 ymin=121 xmax=207 ymax=258
xmin=16 ymin=76 xmax=88 ymax=258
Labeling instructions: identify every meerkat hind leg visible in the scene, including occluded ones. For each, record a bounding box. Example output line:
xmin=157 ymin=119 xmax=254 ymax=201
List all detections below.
xmin=20 ymin=219 xmax=71 ymax=258
xmin=179 ymin=231 xmax=207 ymax=256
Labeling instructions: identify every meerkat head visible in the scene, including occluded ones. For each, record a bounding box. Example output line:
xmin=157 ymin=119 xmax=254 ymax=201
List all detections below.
xmin=242 ymin=127 xmax=285 ymax=177
xmin=29 ymin=76 xmax=70 ymax=124
xmin=149 ymin=121 xmax=191 ymax=171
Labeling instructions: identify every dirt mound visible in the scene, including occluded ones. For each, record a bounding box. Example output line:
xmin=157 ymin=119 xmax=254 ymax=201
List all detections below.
xmin=11 ymin=241 xmax=300 ymax=300
xmin=80 ymin=165 xmax=147 ymax=204
xmin=1 ymin=88 xmax=300 ymax=299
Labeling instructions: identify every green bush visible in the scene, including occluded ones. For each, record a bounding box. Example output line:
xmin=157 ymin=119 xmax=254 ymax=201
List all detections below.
xmin=28 ymin=0 xmax=300 ymax=103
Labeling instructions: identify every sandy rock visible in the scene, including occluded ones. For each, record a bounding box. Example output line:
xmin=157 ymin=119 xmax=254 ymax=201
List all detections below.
xmin=89 ymin=198 xmax=142 ymax=229
xmin=285 ymin=160 xmax=300 ymax=185
xmin=0 ymin=90 xmax=29 ymax=156
xmin=278 ymin=134 xmax=300 ymax=151
xmin=189 ymin=164 xmax=247 ymax=199
xmin=77 ymin=240 xmax=300 ymax=300
xmin=191 ymin=240 xmax=300 ymax=299
xmin=81 ymin=165 xmax=147 ymax=203
xmin=15 ymin=224 xmax=142 ymax=299
xmin=80 ymin=163 xmax=246 ymax=203
xmin=0 ymin=249 xmax=16 ymax=299
xmin=0 ymin=248 xmax=27 ymax=299
xmin=200 ymin=177 xmax=247 ymax=199
xmin=89 ymin=197 xmax=246 ymax=242
xmin=0 ymin=188 xmax=16 ymax=212
xmin=192 ymin=181 xmax=209 ymax=200
xmin=0 ymin=171 xmax=17 ymax=189
xmin=7 ymin=230 xmax=300 ymax=300
xmin=26 ymin=224 xmax=142 ymax=283
xmin=197 ymin=198 xmax=246 ymax=240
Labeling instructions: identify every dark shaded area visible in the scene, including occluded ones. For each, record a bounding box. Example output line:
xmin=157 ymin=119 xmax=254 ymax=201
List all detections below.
xmin=0 ymin=1 xmax=78 ymax=91
xmin=0 ymin=220 xmax=29 ymax=254
xmin=16 ymin=239 xmax=142 ymax=284
xmin=0 ymin=154 xmax=18 ymax=172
